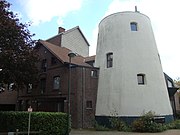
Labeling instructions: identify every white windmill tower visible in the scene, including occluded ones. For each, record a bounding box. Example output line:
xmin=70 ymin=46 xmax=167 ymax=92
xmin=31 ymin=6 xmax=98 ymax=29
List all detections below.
xmin=95 ymin=10 xmax=173 ymax=124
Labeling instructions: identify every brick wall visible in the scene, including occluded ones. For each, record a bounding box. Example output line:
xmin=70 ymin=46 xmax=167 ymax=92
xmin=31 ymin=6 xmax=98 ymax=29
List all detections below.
xmin=18 ymin=44 xmax=99 ymax=128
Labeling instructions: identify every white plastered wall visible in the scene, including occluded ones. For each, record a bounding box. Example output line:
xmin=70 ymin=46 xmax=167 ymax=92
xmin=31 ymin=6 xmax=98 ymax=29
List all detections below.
xmin=95 ymin=12 xmax=173 ymax=117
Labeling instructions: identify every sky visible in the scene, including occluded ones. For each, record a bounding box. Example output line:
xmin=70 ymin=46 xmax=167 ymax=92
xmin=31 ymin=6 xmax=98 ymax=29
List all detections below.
xmin=8 ymin=0 xmax=180 ymax=79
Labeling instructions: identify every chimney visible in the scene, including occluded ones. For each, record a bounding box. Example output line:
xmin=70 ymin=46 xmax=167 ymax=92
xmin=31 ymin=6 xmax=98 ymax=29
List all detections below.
xmin=58 ymin=27 xmax=65 ymax=34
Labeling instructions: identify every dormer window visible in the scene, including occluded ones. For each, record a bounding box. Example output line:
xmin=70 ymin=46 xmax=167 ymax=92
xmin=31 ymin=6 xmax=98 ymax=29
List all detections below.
xmin=130 ymin=22 xmax=138 ymax=31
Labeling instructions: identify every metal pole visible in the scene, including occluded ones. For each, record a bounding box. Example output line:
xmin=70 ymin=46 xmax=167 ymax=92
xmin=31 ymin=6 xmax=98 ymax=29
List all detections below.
xmin=28 ymin=112 xmax=31 ymax=135
xmin=67 ymin=56 xmax=71 ymax=135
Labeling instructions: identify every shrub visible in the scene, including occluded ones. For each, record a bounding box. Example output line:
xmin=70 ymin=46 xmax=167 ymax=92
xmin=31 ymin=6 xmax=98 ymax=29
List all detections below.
xmin=109 ymin=117 xmax=131 ymax=132
xmin=174 ymin=120 xmax=180 ymax=129
xmin=176 ymin=112 xmax=180 ymax=119
xmin=0 ymin=111 xmax=69 ymax=135
xmin=131 ymin=111 xmax=167 ymax=132
xmin=94 ymin=121 xmax=109 ymax=131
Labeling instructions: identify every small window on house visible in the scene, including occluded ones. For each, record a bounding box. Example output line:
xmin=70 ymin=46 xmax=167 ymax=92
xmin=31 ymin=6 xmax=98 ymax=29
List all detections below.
xmin=167 ymin=80 xmax=173 ymax=88
xmin=41 ymin=59 xmax=47 ymax=72
xmin=107 ymin=53 xmax=113 ymax=68
xmin=53 ymin=76 xmax=60 ymax=90
xmin=86 ymin=101 xmax=92 ymax=109
xmin=51 ymin=57 xmax=58 ymax=65
xmin=27 ymin=83 xmax=32 ymax=94
xmin=8 ymin=83 xmax=16 ymax=91
xmin=137 ymin=74 xmax=146 ymax=85
xmin=0 ymin=83 xmax=5 ymax=93
xmin=91 ymin=70 xmax=98 ymax=77
xmin=40 ymin=78 xmax=46 ymax=94
xmin=130 ymin=22 xmax=138 ymax=31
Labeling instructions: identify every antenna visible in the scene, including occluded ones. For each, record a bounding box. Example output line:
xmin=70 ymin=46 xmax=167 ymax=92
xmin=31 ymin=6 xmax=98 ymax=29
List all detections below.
xmin=135 ymin=6 xmax=137 ymax=12
xmin=135 ymin=6 xmax=139 ymax=12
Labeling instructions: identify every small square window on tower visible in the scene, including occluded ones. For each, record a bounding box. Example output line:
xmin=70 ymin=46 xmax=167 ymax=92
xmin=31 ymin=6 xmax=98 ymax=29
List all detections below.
xmin=137 ymin=74 xmax=146 ymax=85
xmin=130 ymin=22 xmax=138 ymax=31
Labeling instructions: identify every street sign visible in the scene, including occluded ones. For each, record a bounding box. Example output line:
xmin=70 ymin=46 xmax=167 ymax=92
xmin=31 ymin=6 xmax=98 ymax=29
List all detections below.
xmin=28 ymin=106 xmax=33 ymax=112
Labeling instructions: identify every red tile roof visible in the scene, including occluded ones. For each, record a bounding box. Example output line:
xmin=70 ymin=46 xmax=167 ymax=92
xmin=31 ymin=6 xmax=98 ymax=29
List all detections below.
xmin=85 ymin=55 xmax=96 ymax=62
xmin=38 ymin=40 xmax=92 ymax=67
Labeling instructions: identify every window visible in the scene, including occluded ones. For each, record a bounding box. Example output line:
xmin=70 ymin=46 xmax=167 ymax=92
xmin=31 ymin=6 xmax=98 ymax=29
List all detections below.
xmin=130 ymin=22 xmax=138 ymax=31
xmin=91 ymin=70 xmax=98 ymax=77
xmin=51 ymin=57 xmax=58 ymax=65
xmin=53 ymin=76 xmax=60 ymax=90
xmin=107 ymin=53 xmax=113 ymax=68
xmin=137 ymin=74 xmax=145 ymax=85
xmin=8 ymin=83 xmax=15 ymax=91
xmin=41 ymin=59 xmax=47 ymax=72
xmin=167 ymin=80 xmax=173 ymax=88
xmin=86 ymin=101 xmax=92 ymax=109
xmin=0 ymin=83 xmax=5 ymax=93
xmin=27 ymin=83 xmax=32 ymax=94
xmin=40 ymin=78 xmax=46 ymax=94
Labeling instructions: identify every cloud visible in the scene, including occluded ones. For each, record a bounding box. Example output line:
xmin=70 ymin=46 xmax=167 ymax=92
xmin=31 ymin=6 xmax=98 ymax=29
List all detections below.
xmin=90 ymin=0 xmax=180 ymax=78
xmin=18 ymin=0 xmax=84 ymax=25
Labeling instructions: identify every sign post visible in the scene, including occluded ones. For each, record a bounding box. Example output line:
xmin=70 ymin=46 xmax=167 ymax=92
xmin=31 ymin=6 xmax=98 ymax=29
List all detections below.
xmin=28 ymin=106 xmax=33 ymax=135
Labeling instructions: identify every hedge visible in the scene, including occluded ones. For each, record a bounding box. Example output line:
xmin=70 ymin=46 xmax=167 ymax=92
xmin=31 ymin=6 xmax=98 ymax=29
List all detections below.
xmin=0 ymin=111 xmax=70 ymax=135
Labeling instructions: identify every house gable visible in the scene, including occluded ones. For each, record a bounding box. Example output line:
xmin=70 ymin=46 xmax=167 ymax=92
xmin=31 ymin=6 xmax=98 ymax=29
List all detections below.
xmin=61 ymin=26 xmax=89 ymax=57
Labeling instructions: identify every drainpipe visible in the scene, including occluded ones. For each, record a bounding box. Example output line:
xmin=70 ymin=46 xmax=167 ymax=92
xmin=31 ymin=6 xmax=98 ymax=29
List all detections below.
xmin=173 ymin=96 xmax=177 ymax=119
xmin=81 ymin=67 xmax=85 ymax=128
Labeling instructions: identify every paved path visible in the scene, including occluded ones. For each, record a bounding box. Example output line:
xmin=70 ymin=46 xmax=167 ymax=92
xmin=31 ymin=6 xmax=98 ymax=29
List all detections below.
xmin=70 ymin=129 xmax=180 ymax=135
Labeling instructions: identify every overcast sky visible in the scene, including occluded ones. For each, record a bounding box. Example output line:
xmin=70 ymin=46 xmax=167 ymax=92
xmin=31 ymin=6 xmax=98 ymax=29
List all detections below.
xmin=9 ymin=0 xmax=180 ymax=79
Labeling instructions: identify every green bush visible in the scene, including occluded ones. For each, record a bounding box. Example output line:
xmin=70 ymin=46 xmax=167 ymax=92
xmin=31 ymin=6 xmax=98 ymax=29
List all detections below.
xmin=176 ymin=112 xmax=180 ymax=119
xmin=94 ymin=121 xmax=109 ymax=131
xmin=109 ymin=117 xmax=131 ymax=132
xmin=0 ymin=111 xmax=69 ymax=135
xmin=174 ymin=120 xmax=180 ymax=129
xmin=131 ymin=111 xmax=167 ymax=132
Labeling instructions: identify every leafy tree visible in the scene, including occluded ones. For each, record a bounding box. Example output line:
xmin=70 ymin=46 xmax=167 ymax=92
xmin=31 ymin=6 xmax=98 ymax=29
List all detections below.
xmin=0 ymin=0 xmax=39 ymax=91
xmin=174 ymin=78 xmax=180 ymax=88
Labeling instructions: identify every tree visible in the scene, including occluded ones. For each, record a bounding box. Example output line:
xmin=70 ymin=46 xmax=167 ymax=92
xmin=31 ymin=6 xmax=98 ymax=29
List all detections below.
xmin=0 ymin=0 xmax=39 ymax=91
xmin=174 ymin=78 xmax=180 ymax=87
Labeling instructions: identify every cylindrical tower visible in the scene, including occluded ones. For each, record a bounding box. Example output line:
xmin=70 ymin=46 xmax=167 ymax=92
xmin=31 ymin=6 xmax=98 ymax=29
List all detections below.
xmin=95 ymin=11 xmax=173 ymax=124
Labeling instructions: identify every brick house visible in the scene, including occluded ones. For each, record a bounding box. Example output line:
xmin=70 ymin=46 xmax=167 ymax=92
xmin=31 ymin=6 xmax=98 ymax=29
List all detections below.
xmin=164 ymin=73 xmax=179 ymax=115
xmin=16 ymin=26 xmax=99 ymax=128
